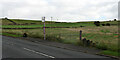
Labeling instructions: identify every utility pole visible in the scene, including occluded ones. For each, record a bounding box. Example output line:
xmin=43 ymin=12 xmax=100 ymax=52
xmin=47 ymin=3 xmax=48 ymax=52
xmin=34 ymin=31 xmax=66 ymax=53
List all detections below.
xmin=51 ymin=17 xmax=53 ymax=22
xmin=57 ymin=19 xmax=58 ymax=22
xmin=42 ymin=17 xmax=46 ymax=40
xmin=51 ymin=17 xmax=53 ymax=25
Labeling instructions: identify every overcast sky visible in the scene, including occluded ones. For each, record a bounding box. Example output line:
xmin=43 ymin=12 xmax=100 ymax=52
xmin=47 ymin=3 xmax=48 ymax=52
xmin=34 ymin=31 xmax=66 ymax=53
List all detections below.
xmin=0 ymin=0 xmax=119 ymax=22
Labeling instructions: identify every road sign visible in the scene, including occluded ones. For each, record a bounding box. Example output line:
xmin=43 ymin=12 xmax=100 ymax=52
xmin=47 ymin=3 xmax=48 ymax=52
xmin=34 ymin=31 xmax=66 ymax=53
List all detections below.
xmin=42 ymin=17 xmax=46 ymax=40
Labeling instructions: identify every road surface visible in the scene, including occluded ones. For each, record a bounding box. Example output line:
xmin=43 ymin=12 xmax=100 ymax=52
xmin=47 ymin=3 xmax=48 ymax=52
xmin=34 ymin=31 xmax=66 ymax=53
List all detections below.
xmin=0 ymin=35 xmax=2 ymax=60
xmin=2 ymin=36 xmax=114 ymax=59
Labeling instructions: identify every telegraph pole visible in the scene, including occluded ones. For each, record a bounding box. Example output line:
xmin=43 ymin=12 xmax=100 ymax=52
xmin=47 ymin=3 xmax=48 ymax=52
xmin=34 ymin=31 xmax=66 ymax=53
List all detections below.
xmin=51 ymin=17 xmax=53 ymax=25
xmin=57 ymin=19 xmax=58 ymax=22
xmin=51 ymin=17 xmax=53 ymax=22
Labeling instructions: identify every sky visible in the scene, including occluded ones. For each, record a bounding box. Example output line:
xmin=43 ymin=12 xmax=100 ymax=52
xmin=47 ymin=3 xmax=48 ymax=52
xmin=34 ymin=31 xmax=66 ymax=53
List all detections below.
xmin=0 ymin=0 xmax=119 ymax=22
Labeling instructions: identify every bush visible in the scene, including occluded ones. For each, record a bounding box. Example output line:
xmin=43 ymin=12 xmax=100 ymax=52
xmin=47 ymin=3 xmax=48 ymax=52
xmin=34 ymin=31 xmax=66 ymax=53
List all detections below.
xmin=114 ymin=19 xmax=117 ymax=21
xmin=106 ymin=23 xmax=110 ymax=26
xmin=94 ymin=21 xmax=100 ymax=26
xmin=80 ymin=26 xmax=85 ymax=27
xmin=102 ymin=24 xmax=105 ymax=26
xmin=5 ymin=17 xmax=8 ymax=20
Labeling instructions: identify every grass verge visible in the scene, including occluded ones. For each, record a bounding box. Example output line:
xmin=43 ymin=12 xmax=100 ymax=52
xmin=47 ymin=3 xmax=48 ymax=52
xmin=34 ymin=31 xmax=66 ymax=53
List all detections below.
xmin=100 ymin=50 xmax=120 ymax=57
xmin=2 ymin=33 xmax=22 ymax=37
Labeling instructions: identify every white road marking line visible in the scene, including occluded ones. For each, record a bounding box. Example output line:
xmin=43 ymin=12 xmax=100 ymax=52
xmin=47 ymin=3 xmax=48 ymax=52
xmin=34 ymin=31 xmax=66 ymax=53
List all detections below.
xmin=23 ymin=48 xmax=55 ymax=58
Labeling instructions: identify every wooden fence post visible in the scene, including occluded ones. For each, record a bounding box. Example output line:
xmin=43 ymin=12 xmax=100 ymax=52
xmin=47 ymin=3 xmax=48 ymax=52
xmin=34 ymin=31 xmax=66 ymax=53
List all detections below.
xmin=80 ymin=30 xmax=82 ymax=40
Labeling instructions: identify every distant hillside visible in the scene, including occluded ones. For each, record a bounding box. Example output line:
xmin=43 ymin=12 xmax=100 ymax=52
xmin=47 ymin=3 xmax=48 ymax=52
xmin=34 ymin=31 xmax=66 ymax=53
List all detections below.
xmin=2 ymin=18 xmax=14 ymax=25
xmin=2 ymin=19 xmax=42 ymax=25
xmin=2 ymin=18 xmax=118 ymax=26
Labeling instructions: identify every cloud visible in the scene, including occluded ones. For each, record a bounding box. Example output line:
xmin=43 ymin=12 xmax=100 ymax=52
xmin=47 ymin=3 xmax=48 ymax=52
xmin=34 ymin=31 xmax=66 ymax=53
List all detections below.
xmin=0 ymin=0 xmax=119 ymax=22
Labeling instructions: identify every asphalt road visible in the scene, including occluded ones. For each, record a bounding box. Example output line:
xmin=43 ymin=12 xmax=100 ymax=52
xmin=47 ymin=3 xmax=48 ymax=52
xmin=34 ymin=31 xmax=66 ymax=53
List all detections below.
xmin=2 ymin=36 xmax=114 ymax=59
xmin=0 ymin=35 xmax=2 ymax=60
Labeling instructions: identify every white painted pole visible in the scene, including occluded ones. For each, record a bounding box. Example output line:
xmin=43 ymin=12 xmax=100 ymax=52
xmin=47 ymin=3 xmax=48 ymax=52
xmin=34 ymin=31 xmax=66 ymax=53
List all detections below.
xmin=42 ymin=17 xmax=46 ymax=40
xmin=44 ymin=17 xmax=45 ymax=40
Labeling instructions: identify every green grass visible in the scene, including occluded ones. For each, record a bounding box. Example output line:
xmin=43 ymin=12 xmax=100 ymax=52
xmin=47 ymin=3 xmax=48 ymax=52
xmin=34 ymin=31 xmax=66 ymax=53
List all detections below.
xmin=2 ymin=25 xmax=43 ymax=28
xmin=100 ymin=50 xmax=120 ymax=57
xmin=2 ymin=25 xmax=118 ymax=52
xmin=2 ymin=33 xmax=22 ymax=37
xmin=100 ymin=30 xmax=110 ymax=33
xmin=82 ymin=33 xmax=118 ymax=51
xmin=2 ymin=19 xmax=42 ymax=25
xmin=2 ymin=23 xmax=96 ymax=28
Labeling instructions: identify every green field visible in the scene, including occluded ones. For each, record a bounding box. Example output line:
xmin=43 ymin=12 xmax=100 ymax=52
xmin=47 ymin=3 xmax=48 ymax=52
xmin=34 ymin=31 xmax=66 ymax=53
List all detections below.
xmin=2 ymin=23 xmax=96 ymax=28
xmin=2 ymin=19 xmax=96 ymax=28
xmin=1 ymin=18 xmax=119 ymax=57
